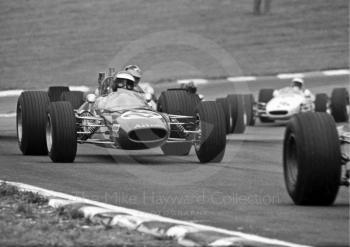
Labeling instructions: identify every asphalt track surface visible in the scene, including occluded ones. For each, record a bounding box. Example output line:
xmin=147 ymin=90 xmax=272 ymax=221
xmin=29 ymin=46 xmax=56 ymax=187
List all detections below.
xmin=0 ymin=75 xmax=349 ymax=246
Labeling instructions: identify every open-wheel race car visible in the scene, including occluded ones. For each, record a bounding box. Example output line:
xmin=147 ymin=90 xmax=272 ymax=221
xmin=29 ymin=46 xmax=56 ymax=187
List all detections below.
xmin=256 ymin=87 xmax=349 ymax=123
xmin=283 ymin=112 xmax=350 ymax=205
xmin=16 ymin=72 xmax=226 ymax=163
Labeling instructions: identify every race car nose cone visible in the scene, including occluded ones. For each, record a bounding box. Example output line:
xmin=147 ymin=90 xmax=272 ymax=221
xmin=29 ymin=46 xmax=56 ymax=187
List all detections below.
xmin=128 ymin=128 xmax=167 ymax=142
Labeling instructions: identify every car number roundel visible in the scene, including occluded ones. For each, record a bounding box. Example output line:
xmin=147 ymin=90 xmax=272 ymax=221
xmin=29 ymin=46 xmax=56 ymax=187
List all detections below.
xmin=121 ymin=111 xmax=162 ymax=119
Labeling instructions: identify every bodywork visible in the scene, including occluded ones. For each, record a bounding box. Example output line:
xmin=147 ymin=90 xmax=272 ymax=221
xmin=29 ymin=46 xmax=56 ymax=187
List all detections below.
xmin=75 ymin=89 xmax=199 ymax=150
xmin=338 ymin=126 xmax=350 ymax=186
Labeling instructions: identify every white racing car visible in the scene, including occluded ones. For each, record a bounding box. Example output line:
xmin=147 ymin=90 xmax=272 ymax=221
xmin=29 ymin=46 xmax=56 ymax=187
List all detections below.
xmin=256 ymin=87 xmax=349 ymax=123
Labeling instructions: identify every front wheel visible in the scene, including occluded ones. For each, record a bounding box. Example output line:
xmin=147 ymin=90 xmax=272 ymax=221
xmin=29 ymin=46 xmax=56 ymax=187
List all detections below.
xmin=227 ymin=94 xmax=246 ymax=133
xmin=330 ymin=88 xmax=349 ymax=122
xmin=158 ymin=90 xmax=199 ymax=155
xmin=283 ymin=112 xmax=341 ymax=205
xmin=242 ymin=94 xmax=255 ymax=126
xmin=216 ymin=97 xmax=230 ymax=134
xmin=258 ymin=89 xmax=274 ymax=123
xmin=195 ymin=101 xmax=226 ymax=163
xmin=314 ymin=93 xmax=328 ymax=112
xmin=47 ymin=102 xmax=77 ymax=162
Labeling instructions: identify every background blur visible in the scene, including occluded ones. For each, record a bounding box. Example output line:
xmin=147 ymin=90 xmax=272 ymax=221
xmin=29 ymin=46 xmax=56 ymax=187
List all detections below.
xmin=0 ymin=0 xmax=348 ymax=89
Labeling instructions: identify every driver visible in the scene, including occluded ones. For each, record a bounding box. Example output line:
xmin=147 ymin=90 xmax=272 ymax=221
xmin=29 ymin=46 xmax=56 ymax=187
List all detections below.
xmin=291 ymin=78 xmax=304 ymax=90
xmin=180 ymin=81 xmax=197 ymax=94
xmin=124 ymin=65 xmax=142 ymax=85
xmin=291 ymin=77 xmax=314 ymax=100
xmin=112 ymin=71 xmax=136 ymax=92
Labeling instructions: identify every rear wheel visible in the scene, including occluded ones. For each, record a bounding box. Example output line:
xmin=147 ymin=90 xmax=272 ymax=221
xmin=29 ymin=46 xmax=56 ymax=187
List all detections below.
xmin=242 ymin=94 xmax=255 ymax=126
xmin=258 ymin=89 xmax=274 ymax=123
xmin=157 ymin=90 xmax=200 ymax=155
xmin=48 ymin=86 xmax=69 ymax=102
xmin=60 ymin=91 xmax=84 ymax=109
xmin=195 ymin=101 xmax=226 ymax=163
xmin=47 ymin=102 xmax=77 ymax=162
xmin=227 ymin=94 xmax=246 ymax=133
xmin=330 ymin=88 xmax=349 ymax=122
xmin=216 ymin=97 xmax=230 ymax=134
xmin=314 ymin=93 xmax=328 ymax=112
xmin=17 ymin=91 xmax=50 ymax=155
xmin=283 ymin=112 xmax=341 ymax=205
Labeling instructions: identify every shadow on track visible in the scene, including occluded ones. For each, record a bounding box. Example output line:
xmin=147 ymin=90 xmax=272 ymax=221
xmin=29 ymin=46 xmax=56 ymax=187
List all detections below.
xmin=0 ymin=134 xmax=17 ymax=141
xmin=71 ymin=153 xmax=199 ymax=166
xmin=227 ymin=139 xmax=282 ymax=144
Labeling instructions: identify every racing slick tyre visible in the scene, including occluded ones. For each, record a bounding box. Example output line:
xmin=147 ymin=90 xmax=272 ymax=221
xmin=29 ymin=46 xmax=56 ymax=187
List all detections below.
xmin=314 ymin=93 xmax=328 ymax=112
xmin=60 ymin=91 xmax=84 ymax=109
xmin=48 ymin=86 xmax=70 ymax=102
xmin=242 ymin=94 xmax=255 ymax=126
xmin=158 ymin=90 xmax=200 ymax=155
xmin=195 ymin=101 xmax=226 ymax=163
xmin=283 ymin=112 xmax=341 ymax=205
xmin=227 ymin=94 xmax=246 ymax=133
xmin=17 ymin=91 xmax=50 ymax=155
xmin=157 ymin=90 xmax=200 ymax=115
xmin=46 ymin=102 xmax=77 ymax=162
xmin=216 ymin=97 xmax=230 ymax=134
xmin=258 ymin=89 xmax=274 ymax=123
xmin=330 ymin=88 xmax=349 ymax=122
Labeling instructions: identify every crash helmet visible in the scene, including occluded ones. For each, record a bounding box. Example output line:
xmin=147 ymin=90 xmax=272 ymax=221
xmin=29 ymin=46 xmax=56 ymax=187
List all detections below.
xmin=291 ymin=78 xmax=304 ymax=89
xmin=186 ymin=81 xmax=197 ymax=94
xmin=113 ymin=71 xmax=136 ymax=91
xmin=124 ymin=65 xmax=142 ymax=84
xmin=180 ymin=81 xmax=197 ymax=94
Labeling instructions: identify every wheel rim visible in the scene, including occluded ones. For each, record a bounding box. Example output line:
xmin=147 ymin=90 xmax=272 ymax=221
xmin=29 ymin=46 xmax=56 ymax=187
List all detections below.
xmin=285 ymin=134 xmax=298 ymax=192
xmin=194 ymin=113 xmax=202 ymax=151
xmin=46 ymin=115 xmax=53 ymax=152
xmin=17 ymin=104 xmax=23 ymax=143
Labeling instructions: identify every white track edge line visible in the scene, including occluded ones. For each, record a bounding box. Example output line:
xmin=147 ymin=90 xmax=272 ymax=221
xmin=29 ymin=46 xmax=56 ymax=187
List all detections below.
xmin=0 ymin=113 xmax=16 ymax=118
xmin=277 ymin=73 xmax=305 ymax=79
xmin=227 ymin=76 xmax=257 ymax=82
xmin=0 ymin=90 xmax=23 ymax=97
xmin=0 ymin=86 xmax=90 ymax=98
xmin=177 ymin=79 xmax=208 ymax=85
xmin=1 ymin=180 xmax=311 ymax=247
xmin=322 ymin=69 xmax=350 ymax=76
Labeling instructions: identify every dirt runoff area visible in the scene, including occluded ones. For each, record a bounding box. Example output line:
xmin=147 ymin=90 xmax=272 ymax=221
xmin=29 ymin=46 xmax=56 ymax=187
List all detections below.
xmin=0 ymin=182 xmax=180 ymax=247
xmin=0 ymin=0 xmax=348 ymax=90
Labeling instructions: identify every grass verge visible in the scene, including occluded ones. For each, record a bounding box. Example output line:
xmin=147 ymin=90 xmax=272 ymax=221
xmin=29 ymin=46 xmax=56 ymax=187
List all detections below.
xmin=0 ymin=182 xmax=180 ymax=247
xmin=0 ymin=0 xmax=348 ymax=90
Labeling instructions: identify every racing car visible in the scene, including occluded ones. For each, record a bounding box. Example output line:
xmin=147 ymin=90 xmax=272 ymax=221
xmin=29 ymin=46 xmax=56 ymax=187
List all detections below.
xmin=283 ymin=112 xmax=350 ymax=205
xmin=256 ymin=87 xmax=349 ymax=123
xmin=16 ymin=71 xmax=226 ymax=163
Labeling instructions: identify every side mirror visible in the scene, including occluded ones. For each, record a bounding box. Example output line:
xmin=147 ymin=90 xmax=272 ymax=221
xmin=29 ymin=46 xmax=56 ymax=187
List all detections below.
xmin=145 ymin=93 xmax=152 ymax=102
xmin=304 ymin=90 xmax=311 ymax=97
xmin=86 ymin=94 xmax=96 ymax=103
